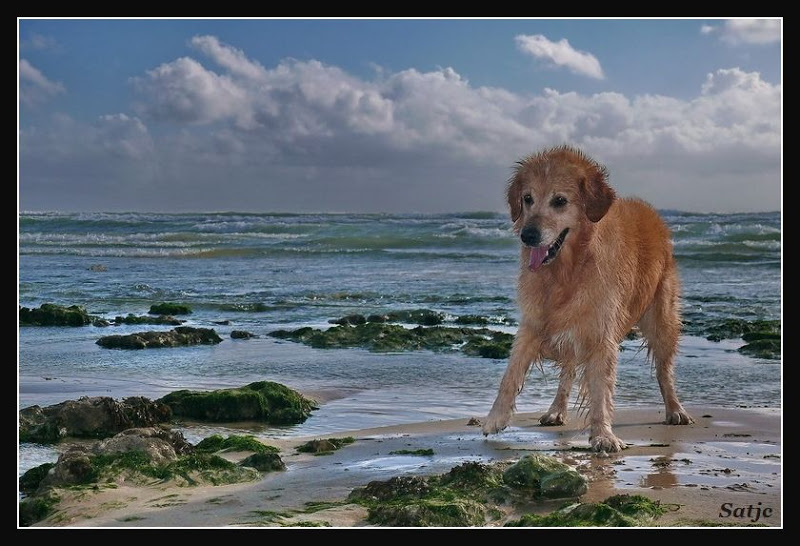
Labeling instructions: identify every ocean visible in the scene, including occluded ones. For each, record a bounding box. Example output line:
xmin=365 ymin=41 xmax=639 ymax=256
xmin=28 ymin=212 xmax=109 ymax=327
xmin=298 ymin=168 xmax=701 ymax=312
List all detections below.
xmin=17 ymin=210 xmax=782 ymax=475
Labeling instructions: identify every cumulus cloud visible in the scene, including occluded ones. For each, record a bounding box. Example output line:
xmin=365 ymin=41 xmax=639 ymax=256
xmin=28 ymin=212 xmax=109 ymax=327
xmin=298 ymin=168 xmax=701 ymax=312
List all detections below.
xmin=19 ymin=59 xmax=65 ymax=108
xmin=514 ymin=34 xmax=604 ymax=79
xmin=701 ymin=19 xmax=781 ymax=45
xmin=20 ymin=36 xmax=780 ymax=213
xmin=20 ymin=33 xmax=60 ymax=51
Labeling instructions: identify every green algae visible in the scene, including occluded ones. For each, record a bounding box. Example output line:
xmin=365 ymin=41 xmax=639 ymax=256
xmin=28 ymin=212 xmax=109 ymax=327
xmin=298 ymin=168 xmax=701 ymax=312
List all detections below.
xmin=390 ymin=449 xmax=435 ymax=456
xmin=195 ymin=434 xmax=278 ymax=454
xmin=159 ymin=381 xmax=317 ymax=424
xmin=19 ymin=304 xmax=93 ymax=326
xmin=505 ymin=494 xmax=667 ymax=527
xmin=296 ymin=436 xmax=356 ymax=455
xmin=148 ymin=303 xmax=192 ymax=315
xmin=269 ymin=322 xmax=513 ymax=358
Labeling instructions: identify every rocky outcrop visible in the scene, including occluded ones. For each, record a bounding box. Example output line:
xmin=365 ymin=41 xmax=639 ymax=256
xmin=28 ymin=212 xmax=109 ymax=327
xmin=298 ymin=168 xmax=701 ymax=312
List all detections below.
xmin=19 ymin=304 xmax=93 ymax=326
xmin=19 ymin=396 xmax=172 ymax=444
xmin=96 ymin=326 xmax=222 ymax=349
xmin=158 ymin=381 xmax=317 ymax=424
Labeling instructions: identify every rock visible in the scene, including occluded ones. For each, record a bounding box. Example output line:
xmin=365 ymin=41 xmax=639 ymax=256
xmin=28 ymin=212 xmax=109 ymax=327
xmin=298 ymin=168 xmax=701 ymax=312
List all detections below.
xmin=158 ymin=381 xmax=317 ymax=424
xmin=88 ymin=264 xmax=107 ymax=272
xmin=349 ymin=476 xmax=432 ymax=503
xmin=148 ymin=303 xmax=192 ymax=315
xmin=19 ymin=463 xmax=55 ymax=497
xmin=269 ymin=322 xmax=513 ymax=358
xmin=230 ymin=330 xmax=258 ymax=339
xmin=97 ymin=427 xmax=193 ymax=463
xmin=505 ymin=494 xmax=666 ymax=527
xmin=19 ymin=396 xmax=172 ymax=444
xmin=367 ymin=498 xmax=487 ymax=527
xmin=329 ymin=314 xmax=367 ymax=326
xmin=502 ymin=454 xmax=588 ymax=499
xmin=385 ymin=309 xmax=445 ymax=326
xmin=112 ymin=314 xmax=185 ymax=326
xmin=296 ymin=437 xmax=355 ymax=455
xmin=19 ymin=303 xmax=93 ymax=326
xmin=195 ymin=434 xmax=277 ymax=454
xmin=96 ymin=326 xmax=222 ymax=349
xmin=239 ymin=452 xmax=285 ymax=472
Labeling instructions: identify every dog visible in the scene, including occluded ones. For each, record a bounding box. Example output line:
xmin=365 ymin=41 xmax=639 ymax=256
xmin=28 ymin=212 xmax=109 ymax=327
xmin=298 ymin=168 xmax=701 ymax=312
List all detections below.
xmin=482 ymin=145 xmax=693 ymax=452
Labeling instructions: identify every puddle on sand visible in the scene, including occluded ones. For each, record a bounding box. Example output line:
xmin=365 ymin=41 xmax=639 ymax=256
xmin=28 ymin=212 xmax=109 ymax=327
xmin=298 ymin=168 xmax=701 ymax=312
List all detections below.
xmin=608 ymin=444 xmax=781 ymax=491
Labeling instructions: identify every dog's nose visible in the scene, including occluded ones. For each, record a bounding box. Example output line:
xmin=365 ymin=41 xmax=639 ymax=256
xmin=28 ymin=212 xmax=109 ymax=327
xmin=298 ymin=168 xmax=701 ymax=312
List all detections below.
xmin=520 ymin=225 xmax=542 ymax=247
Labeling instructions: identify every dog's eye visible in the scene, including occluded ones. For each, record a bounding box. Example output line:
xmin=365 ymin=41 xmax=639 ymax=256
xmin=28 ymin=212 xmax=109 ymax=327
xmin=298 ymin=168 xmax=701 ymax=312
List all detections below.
xmin=551 ymin=195 xmax=568 ymax=208
xmin=523 ymin=194 xmax=534 ymax=206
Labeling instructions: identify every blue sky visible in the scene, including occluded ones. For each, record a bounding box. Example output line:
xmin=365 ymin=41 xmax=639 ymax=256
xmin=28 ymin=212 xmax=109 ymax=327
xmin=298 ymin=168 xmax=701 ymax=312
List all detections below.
xmin=18 ymin=18 xmax=782 ymax=213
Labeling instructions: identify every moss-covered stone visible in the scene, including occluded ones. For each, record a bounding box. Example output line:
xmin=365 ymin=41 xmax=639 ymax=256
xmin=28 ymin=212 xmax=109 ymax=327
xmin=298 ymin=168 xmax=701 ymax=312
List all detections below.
xmin=19 ymin=396 xmax=172 ymax=444
xmin=330 ymin=314 xmax=367 ymax=325
xmin=502 ymin=454 xmax=588 ymax=499
xmin=737 ymin=331 xmax=781 ymax=359
xmin=159 ymin=381 xmax=317 ymax=424
xmin=682 ymin=317 xmax=780 ymax=360
xmin=19 ymin=303 xmax=93 ymax=326
xmin=149 ymin=303 xmax=192 ymax=315
xmin=96 ymin=326 xmax=222 ymax=349
xmin=269 ymin=322 xmax=513 ymax=358
xmin=367 ymin=498 xmax=487 ymax=527
xmin=385 ymin=309 xmax=445 ymax=326
xmin=239 ymin=452 xmax=285 ymax=472
xmin=112 ymin=314 xmax=184 ymax=326
xmin=390 ymin=449 xmax=435 ymax=456
xmin=505 ymin=494 xmax=666 ymax=527
xmin=19 ymin=494 xmax=59 ymax=527
xmin=296 ymin=436 xmax=355 ymax=455
xmin=230 ymin=330 xmax=258 ymax=339
xmin=195 ymin=434 xmax=278 ymax=454
xmin=19 ymin=463 xmax=55 ymax=496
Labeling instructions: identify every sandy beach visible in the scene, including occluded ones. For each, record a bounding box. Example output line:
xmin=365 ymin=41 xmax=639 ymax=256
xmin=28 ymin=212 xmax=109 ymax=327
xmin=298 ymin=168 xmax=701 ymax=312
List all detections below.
xmin=25 ymin=404 xmax=782 ymax=529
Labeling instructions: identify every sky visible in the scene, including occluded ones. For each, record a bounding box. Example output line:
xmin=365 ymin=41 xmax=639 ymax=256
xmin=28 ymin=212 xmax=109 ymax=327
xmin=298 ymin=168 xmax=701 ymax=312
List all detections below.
xmin=18 ymin=18 xmax=782 ymax=214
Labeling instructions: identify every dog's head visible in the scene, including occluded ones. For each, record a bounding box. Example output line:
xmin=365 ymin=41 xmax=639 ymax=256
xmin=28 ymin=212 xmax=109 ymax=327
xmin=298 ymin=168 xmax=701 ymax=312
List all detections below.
xmin=507 ymin=145 xmax=616 ymax=271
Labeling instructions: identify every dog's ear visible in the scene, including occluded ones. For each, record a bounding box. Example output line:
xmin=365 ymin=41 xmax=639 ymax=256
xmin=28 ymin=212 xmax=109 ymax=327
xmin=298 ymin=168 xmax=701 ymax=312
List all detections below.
xmin=507 ymin=173 xmax=523 ymax=223
xmin=580 ymin=165 xmax=615 ymax=223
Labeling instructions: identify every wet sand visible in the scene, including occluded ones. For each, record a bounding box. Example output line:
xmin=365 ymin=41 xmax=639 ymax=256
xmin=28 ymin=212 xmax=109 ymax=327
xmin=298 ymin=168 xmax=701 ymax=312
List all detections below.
xmin=29 ymin=405 xmax=782 ymax=529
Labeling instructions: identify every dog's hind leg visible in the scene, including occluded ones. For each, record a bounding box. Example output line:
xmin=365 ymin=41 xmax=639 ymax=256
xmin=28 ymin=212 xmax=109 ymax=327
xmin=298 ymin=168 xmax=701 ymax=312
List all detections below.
xmin=482 ymin=327 xmax=541 ymax=435
xmin=539 ymin=364 xmax=575 ymax=426
xmin=638 ymin=271 xmax=694 ymax=425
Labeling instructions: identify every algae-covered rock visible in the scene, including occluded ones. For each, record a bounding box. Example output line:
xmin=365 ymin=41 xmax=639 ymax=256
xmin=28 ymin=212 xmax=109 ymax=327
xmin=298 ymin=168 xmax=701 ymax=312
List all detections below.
xmin=19 ymin=303 xmax=93 ymax=326
xmin=159 ymin=381 xmax=317 ymax=424
xmin=19 ymin=494 xmax=59 ymax=527
xmin=112 ymin=314 xmax=184 ymax=326
xmin=230 ymin=330 xmax=258 ymax=339
xmin=738 ymin=331 xmax=781 ymax=360
xmin=96 ymin=326 xmax=222 ymax=349
xmin=269 ymin=322 xmax=513 ymax=358
xmin=296 ymin=437 xmax=355 ymax=455
xmin=19 ymin=396 xmax=172 ymax=444
xmin=502 ymin=454 xmax=588 ymax=499
xmin=148 ymin=303 xmax=192 ymax=315
xmin=195 ymin=434 xmax=278 ymax=454
xmin=239 ymin=452 xmax=285 ymax=472
xmin=19 ymin=463 xmax=55 ymax=497
xmin=368 ymin=498 xmax=487 ymax=527
xmin=505 ymin=494 xmax=666 ymax=527
xmin=349 ymin=475 xmax=433 ymax=503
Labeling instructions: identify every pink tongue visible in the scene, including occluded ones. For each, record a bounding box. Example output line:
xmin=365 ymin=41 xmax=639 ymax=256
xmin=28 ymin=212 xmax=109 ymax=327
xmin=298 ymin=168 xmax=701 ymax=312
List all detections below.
xmin=528 ymin=246 xmax=549 ymax=271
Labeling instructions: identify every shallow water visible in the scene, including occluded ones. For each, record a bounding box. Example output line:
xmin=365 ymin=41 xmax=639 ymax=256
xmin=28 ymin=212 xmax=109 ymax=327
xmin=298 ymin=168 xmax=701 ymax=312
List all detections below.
xmin=17 ymin=211 xmax=781 ymax=478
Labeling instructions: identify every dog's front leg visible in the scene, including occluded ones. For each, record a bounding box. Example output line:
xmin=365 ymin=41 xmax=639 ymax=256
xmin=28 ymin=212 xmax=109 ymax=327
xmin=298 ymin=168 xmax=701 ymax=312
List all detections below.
xmin=584 ymin=346 xmax=627 ymax=452
xmin=482 ymin=328 xmax=540 ymax=435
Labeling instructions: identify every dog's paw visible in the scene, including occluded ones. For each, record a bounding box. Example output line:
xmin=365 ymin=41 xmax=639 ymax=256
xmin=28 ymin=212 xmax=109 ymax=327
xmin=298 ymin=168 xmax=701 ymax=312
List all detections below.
xmin=539 ymin=410 xmax=566 ymax=426
xmin=481 ymin=410 xmax=511 ymax=435
xmin=664 ymin=409 xmax=694 ymax=425
xmin=590 ymin=434 xmax=627 ymax=453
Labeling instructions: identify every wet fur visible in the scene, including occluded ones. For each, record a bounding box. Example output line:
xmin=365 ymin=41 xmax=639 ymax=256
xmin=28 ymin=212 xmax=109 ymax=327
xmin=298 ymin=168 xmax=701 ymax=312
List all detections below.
xmin=482 ymin=145 xmax=693 ymax=452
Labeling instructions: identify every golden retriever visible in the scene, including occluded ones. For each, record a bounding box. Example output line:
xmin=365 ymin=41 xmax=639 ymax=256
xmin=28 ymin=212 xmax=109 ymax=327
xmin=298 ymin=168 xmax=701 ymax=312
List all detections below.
xmin=482 ymin=145 xmax=693 ymax=452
